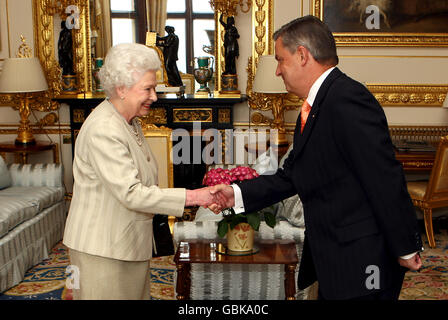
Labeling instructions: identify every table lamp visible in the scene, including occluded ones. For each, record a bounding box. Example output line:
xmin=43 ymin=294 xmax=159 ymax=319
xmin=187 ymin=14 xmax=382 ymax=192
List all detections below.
xmin=0 ymin=56 xmax=48 ymax=145
xmin=252 ymin=55 xmax=288 ymax=147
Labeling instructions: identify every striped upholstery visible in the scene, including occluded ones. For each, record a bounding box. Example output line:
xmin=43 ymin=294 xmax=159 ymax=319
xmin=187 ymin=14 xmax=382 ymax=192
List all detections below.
xmin=0 ymin=202 xmax=66 ymax=292
xmin=276 ymin=195 xmax=304 ymax=227
xmin=0 ymin=163 xmax=66 ymax=293
xmin=173 ymin=220 xmax=308 ymax=300
xmin=0 ymin=186 xmax=64 ymax=211
xmin=7 ymin=163 xmax=64 ymax=188
xmin=0 ymin=197 xmax=39 ymax=238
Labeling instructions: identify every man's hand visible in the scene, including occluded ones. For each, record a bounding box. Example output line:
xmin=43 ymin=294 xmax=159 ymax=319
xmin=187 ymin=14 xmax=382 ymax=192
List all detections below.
xmin=185 ymin=187 xmax=220 ymax=209
xmin=398 ymin=252 xmax=422 ymax=271
xmin=208 ymin=184 xmax=235 ymax=214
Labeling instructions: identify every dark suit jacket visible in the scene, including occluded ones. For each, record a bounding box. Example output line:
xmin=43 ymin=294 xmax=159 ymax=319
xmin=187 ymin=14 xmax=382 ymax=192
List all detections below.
xmin=239 ymin=68 xmax=422 ymax=299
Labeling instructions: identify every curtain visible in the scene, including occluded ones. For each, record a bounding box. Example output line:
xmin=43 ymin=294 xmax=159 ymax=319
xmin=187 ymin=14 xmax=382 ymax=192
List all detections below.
xmin=147 ymin=0 xmax=168 ymax=36
xmin=92 ymin=0 xmax=112 ymax=59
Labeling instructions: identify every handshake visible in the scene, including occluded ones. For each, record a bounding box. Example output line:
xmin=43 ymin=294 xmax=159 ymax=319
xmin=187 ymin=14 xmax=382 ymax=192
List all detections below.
xmin=185 ymin=185 xmax=235 ymax=214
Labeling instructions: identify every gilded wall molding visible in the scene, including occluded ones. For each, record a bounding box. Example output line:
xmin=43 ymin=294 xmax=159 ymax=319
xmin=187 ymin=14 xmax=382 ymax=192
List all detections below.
xmin=268 ymin=84 xmax=448 ymax=108
xmin=0 ymin=128 xmax=71 ymax=135
xmin=254 ymin=84 xmax=448 ymax=108
xmin=367 ymin=84 xmax=448 ymax=107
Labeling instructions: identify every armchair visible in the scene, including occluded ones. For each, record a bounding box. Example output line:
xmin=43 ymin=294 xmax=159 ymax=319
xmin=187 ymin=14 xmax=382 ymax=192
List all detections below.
xmin=407 ymin=135 xmax=448 ymax=248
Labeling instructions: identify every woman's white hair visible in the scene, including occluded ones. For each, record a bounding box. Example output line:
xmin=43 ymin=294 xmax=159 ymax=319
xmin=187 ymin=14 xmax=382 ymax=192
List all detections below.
xmin=98 ymin=43 xmax=161 ymax=97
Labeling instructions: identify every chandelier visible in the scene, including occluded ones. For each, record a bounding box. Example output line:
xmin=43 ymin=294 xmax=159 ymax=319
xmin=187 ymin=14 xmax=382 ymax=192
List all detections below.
xmin=209 ymin=0 xmax=252 ymax=16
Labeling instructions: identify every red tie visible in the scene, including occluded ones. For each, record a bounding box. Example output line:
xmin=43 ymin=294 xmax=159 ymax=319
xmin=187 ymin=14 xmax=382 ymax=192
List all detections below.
xmin=300 ymin=100 xmax=311 ymax=133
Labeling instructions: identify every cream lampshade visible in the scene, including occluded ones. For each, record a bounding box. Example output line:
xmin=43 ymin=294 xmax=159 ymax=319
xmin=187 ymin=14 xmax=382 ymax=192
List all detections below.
xmin=252 ymin=55 xmax=288 ymax=147
xmin=0 ymin=57 xmax=48 ymax=145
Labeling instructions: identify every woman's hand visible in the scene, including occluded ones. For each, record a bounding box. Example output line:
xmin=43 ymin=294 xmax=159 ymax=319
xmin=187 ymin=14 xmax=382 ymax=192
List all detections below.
xmin=185 ymin=187 xmax=223 ymax=211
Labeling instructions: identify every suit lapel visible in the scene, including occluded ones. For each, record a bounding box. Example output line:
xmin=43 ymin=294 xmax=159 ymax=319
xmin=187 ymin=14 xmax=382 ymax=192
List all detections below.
xmin=293 ymin=68 xmax=344 ymax=158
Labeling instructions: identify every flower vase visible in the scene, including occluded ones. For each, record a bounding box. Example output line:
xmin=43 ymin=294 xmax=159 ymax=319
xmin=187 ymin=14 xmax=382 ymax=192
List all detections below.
xmin=193 ymin=56 xmax=214 ymax=94
xmin=226 ymin=222 xmax=254 ymax=252
xmin=93 ymin=58 xmax=104 ymax=93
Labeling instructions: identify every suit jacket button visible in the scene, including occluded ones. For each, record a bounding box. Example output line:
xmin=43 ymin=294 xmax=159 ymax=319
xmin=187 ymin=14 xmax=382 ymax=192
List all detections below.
xmin=147 ymin=156 xmax=151 ymax=162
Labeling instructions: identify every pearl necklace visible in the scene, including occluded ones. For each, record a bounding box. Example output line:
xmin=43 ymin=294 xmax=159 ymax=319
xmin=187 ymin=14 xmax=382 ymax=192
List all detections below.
xmin=107 ymin=99 xmax=143 ymax=146
xmin=126 ymin=118 xmax=143 ymax=146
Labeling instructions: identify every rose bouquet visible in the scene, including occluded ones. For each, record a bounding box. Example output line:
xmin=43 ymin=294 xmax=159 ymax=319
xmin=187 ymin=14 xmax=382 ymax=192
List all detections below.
xmin=203 ymin=166 xmax=276 ymax=238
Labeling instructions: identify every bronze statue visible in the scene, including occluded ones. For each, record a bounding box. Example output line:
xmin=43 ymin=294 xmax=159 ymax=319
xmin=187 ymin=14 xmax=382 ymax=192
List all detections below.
xmin=58 ymin=21 xmax=75 ymax=75
xmin=219 ymin=14 xmax=240 ymax=75
xmin=157 ymin=26 xmax=183 ymax=87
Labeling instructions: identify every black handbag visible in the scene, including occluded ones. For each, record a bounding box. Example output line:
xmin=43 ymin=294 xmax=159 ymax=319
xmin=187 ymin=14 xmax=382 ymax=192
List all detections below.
xmin=152 ymin=214 xmax=175 ymax=257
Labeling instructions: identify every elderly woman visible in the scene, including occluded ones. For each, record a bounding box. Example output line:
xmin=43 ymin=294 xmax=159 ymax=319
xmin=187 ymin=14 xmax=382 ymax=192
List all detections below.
xmin=63 ymin=43 xmax=214 ymax=300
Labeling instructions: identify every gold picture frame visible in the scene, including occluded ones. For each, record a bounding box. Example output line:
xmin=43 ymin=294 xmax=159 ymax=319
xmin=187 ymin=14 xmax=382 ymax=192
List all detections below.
xmin=312 ymin=0 xmax=448 ymax=47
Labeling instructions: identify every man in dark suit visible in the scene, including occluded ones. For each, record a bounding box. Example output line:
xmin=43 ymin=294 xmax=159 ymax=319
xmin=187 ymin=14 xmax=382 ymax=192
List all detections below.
xmin=211 ymin=15 xmax=423 ymax=300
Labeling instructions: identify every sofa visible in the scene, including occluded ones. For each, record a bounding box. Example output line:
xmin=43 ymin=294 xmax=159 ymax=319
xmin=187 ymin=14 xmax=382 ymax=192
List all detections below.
xmin=0 ymin=156 xmax=66 ymax=293
xmin=173 ymin=146 xmax=315 ymax=300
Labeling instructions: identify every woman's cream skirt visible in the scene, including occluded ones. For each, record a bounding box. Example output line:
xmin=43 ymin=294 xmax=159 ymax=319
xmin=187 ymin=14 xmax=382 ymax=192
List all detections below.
xmin=69 ymin=249 xmax=151 ymax=300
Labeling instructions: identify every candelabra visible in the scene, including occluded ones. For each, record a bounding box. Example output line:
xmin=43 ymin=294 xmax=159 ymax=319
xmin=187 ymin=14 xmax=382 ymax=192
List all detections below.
xmin=209 ymin=0 xmax=252 ymax=16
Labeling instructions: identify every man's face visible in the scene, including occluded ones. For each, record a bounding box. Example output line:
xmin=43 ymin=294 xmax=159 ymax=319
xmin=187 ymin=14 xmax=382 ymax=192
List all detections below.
xmin=274 ymin=38 xmax=302 ymax=97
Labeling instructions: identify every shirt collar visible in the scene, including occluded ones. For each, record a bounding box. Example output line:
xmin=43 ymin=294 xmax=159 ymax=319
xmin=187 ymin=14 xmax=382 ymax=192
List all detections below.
xmin=306 ymin=66 xmax=335 ymax=107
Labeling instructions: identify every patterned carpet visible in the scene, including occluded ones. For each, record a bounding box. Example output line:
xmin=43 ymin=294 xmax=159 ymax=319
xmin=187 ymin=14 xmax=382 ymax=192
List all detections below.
xmin=400 ymin=222 xmax=448 ymax=300
xmin=0 ymin=243 xmax=177 ymax=300
xmin=0 ymin=221 xmax=447 ymax=300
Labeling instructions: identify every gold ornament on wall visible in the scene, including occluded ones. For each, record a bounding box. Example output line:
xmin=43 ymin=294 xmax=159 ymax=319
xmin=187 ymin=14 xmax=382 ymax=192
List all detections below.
xmin=209 ymin=0 xmax=252 ymax=17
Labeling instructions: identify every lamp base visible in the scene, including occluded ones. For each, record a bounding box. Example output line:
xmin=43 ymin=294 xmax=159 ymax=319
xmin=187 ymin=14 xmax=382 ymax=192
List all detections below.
xmin=15 ymin=137 xmax=36 ymax=146
xmin=15 ymin=125 xmax=36 ymax=146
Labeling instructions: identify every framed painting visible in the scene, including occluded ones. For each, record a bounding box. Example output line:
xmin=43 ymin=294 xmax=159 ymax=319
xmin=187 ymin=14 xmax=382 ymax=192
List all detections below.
xmin=143 ymin=125 xmax=174 ymax=188
xmin=312 ymin=0 xmax=448 ymax=46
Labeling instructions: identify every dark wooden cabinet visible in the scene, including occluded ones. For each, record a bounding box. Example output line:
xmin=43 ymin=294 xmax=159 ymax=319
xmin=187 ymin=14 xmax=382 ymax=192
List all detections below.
xmin=56 ymin=94 xmax=246 ymax=189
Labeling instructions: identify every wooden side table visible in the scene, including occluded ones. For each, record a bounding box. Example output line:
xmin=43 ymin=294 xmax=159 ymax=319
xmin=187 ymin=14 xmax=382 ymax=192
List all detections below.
xmin=174 ymin=239 xmax=298 ymax=300
xmin=0 ymin=141 xmax=59 ymax=164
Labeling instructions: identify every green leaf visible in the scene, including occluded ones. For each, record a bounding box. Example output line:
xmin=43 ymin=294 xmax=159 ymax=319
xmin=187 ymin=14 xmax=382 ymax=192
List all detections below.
xmin=246 ymin=212 xmax=261 ymax=231
xmin=263 ymin=211 xmax=276 ymax=228
xmin=229 ymin=214 xmax=246 ymax=230
xmin=217 ymin=219 xmax=229 ymax=238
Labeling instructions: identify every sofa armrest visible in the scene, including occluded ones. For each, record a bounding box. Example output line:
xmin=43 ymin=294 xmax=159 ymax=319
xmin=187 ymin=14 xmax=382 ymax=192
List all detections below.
xmin=7 ymin=163 xmax=64 ymax=188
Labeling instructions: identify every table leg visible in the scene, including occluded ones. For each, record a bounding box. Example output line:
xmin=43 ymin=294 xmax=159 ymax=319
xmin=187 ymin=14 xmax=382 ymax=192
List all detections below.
xmin=284 ymin=263 xmax=297 ymax=300
xmin=176 ymin=263 xmax=191 ymax=300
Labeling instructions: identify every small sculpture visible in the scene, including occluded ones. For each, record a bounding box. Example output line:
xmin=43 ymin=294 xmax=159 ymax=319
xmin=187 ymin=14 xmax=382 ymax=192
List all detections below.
xmin=219 ymin=14 xmax=240 ymax=75
xmin=157 ymin=26 xmax=183 ymax=87
xmin=57 ymin=21 xmax=75 ymax=75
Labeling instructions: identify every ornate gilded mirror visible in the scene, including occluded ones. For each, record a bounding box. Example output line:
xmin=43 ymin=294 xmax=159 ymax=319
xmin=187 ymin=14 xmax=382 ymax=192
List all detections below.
xmin=33 ymin=0 xmax=92 ymax=98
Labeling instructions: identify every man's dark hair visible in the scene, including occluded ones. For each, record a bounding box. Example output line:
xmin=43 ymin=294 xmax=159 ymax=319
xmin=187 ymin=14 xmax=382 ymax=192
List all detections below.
xmin=273 ymin=15 xmax=338 ymax=66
